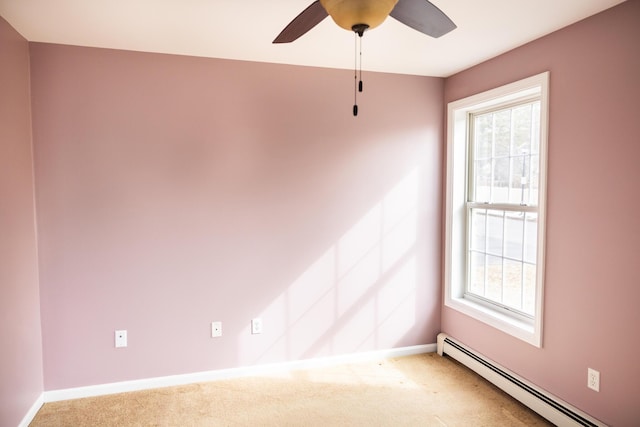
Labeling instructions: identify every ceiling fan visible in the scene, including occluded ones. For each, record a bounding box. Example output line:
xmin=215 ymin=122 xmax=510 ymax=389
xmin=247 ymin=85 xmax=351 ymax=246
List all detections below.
xmin=273 ymin=0 xmax=456 ymax=116
xmin=273 ymin=0 xmax=456 ymax=43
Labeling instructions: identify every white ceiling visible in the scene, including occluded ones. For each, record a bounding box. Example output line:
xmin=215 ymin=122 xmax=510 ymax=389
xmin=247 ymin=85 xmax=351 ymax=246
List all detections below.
xmin=0 ymin=0 xmax=626 ymax=77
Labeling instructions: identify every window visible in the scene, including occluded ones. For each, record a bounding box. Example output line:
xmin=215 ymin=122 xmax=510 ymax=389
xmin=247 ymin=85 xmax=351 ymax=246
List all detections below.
xmin=444 ymin=73 xmax=549 ymax=347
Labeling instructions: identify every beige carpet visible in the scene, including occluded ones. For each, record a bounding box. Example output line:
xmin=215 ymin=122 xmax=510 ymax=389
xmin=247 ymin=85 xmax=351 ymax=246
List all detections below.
xmin=31 ymin=353 xmax=552 ymax=426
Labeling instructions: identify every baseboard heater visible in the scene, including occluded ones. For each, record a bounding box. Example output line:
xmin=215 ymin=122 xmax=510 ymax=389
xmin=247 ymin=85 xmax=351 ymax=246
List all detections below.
xmin=436 ymin=333 xmax=606 ymax=427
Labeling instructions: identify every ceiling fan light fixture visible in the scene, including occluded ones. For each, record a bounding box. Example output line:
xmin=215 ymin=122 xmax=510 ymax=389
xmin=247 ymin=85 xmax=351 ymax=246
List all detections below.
xmin=319 ymin=0 xmax=399 ymax=32
xmin=273 ymin=0 xmax=457 ymax=115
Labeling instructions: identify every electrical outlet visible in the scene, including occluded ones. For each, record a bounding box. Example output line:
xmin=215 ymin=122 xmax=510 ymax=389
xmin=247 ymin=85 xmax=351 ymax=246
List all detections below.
xmin=587 ymin=368 xmax=600 ymax=392
xmin=115 ymin=330 xmax=127 ymax=348
xmin=211 ymin=321 xmax=222 ymax=338
xmin=251 ymin=318 xmax=263 ymax=335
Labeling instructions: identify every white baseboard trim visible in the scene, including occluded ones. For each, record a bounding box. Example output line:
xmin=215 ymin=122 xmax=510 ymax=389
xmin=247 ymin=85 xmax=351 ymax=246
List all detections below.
xmin=18 ymin=393 xmax=44 ymax=427
xmin=44 ymin=344 xmax=435 ymax=403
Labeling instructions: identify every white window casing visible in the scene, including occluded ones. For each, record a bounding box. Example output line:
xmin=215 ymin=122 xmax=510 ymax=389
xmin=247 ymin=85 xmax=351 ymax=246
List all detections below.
xmin=444 ymin=72 xmax=549 ymax=347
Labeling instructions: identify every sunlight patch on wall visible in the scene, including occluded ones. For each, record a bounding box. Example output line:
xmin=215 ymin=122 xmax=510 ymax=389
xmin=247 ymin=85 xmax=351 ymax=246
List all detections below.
xmin=238 ymin=169 xmax=420 ymax=365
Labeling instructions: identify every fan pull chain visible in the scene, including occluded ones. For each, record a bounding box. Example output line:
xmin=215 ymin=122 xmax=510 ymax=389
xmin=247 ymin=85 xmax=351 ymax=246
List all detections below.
xmin=353 ymin=31 xmax=358 ymax=116
xmin=353 ymin=31 xmax=364 ymax=116
xmin=359 ymin=35 xmax=363 ymax=93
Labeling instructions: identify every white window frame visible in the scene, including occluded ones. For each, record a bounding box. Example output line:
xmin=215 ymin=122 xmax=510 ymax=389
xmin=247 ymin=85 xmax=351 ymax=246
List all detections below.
xmin=444 ymin=72 xmax=549 ymax=347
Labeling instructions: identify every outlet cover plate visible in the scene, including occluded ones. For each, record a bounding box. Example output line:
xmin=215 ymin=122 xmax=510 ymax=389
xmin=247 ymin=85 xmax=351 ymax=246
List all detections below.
xmin=211 ymin=321 xmax=222 ymax=338
xmin=588 ymin=368 xmax=600 ymax=392
xmin=115 ymin=330 xmax=127 ymax=348
xmin=251 ymin=318 xmax=262 ymax=334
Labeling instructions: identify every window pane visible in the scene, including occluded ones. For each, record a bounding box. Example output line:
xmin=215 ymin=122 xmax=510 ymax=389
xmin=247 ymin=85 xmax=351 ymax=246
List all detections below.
xmin=469 ymin=252 xmax=486 ymax=295
xmin=486 ymin=255 xmax=503 ymax=302
xmin=474 ymin=159 xmax=491 ymax=202
xmin=530 ymin=102 xmax=541 ymax=155
xmin=474 ymin=115 xmax=493 ymax=159
xmin=494 ymin=110 xmax=511 ymax=157
xmin=523 ymin=263 xmax=536 ymax=315
xmin=510 ymin=155 xmax=524 ymax=186
xmin=470 ymin=209 xmax=486 ymax=252
xmin=486 ymin=210 xmax=504 ymax=256
xmin=528 ymin=154 xmax=539 ymax=206
xmin=503 ymin=259 xmax=523 ymax=310
xmin=504 ymin=212 xmax=524 ymax=261
xmin=492 ymin=158 xmax=509 ymax=202
xmin=524 ymin=213 xmax=538 ymax=264
xmin=512 ymin=104 xmax=533 ymax=156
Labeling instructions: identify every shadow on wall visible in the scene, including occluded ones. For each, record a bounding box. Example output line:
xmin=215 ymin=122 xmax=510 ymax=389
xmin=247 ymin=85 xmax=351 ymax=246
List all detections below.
xmin=237 ymin=169 xmax=421 ymax=365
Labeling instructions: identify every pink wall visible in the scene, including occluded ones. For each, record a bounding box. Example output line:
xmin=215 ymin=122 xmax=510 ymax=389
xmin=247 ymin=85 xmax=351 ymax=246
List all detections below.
xmin=442 ymin=1 xmax=640 ymax=425
xmin=0 ymin=16 xmax=44 ymax=427
xmin=29 ymin=44 xmax=444 ymax=390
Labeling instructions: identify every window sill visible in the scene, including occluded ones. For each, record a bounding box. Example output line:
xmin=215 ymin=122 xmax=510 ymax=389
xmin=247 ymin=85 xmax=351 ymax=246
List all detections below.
xmin=445 ymin=296 xmax=541 ymax=347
